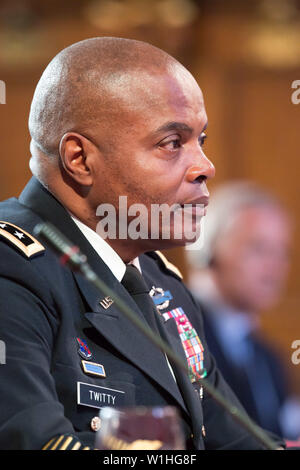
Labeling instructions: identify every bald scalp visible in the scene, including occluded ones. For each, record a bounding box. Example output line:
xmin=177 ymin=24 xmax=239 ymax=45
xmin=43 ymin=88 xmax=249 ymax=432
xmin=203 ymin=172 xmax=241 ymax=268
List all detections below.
xmin=28 ymin=37 xmax=179 ymax=157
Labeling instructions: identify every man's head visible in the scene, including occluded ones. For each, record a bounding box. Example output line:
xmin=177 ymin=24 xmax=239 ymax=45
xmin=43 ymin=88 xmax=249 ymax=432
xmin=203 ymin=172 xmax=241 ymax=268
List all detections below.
xmin=187 ymin=182 xmax=292 ymax=313
xmin=28 ymin=37 xmax=214 ymax=260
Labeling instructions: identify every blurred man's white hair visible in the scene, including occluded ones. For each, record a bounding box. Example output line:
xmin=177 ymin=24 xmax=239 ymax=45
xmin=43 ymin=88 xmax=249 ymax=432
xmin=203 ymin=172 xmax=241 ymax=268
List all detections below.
xmin=186 ymin=180 xmax=284 ymax=268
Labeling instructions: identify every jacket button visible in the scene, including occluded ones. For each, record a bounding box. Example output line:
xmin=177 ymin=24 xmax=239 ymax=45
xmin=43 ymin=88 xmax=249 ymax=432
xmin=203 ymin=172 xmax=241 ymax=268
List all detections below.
xmin=90 ymin=416 xmax=101 ymax=432
xmin=202 ymin=425 xmax=206 ymax=437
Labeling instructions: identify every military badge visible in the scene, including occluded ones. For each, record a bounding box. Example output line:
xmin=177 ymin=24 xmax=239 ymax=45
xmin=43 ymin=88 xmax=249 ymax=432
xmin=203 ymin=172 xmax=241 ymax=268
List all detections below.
xmin=0 ymin=221 xmax=45 ymax=258
xmin=99 ymin=296 xmax=114 ymax=309
xmin=162 ymin=307 xmax=207 ymax=381
xmin=149 ymin=286 xmax=173 ymax=311
xmin=76 ymin=337 xmax=93 ymax=360
xmin=81 ymin=360 xmax=106 ymax=378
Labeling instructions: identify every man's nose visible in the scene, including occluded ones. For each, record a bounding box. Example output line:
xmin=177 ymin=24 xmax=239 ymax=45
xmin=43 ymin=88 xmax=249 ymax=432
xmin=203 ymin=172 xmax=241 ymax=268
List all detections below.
xmin=186 ymin=152 xmax=215 ymax=183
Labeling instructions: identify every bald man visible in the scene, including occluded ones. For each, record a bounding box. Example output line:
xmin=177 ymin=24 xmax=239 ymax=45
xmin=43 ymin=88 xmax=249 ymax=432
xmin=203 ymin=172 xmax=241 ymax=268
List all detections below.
xmin=0 ymin=38 xmax=284 ymax=450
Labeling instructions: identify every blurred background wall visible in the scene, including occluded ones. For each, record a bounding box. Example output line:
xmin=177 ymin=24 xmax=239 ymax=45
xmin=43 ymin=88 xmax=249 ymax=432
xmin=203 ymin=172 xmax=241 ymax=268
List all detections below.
xmin=0 ymin=0 xmax=299 ymax=392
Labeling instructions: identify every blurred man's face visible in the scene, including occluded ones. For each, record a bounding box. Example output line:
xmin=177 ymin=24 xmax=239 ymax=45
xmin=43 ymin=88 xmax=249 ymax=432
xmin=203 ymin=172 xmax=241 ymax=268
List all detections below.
xmin=213 ymin=206 xmax=291 ymax=312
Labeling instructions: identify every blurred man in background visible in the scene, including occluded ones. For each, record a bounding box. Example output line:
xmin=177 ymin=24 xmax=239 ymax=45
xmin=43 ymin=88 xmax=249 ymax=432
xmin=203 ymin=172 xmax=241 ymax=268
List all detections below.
xmin=187 ymin=181 xmax=300 ymax=439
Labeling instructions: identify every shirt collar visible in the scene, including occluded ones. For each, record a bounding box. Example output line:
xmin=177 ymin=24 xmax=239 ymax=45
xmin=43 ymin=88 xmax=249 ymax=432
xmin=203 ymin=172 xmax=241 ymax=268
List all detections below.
xmin=70 ymin=215 xmax=141 ymax=281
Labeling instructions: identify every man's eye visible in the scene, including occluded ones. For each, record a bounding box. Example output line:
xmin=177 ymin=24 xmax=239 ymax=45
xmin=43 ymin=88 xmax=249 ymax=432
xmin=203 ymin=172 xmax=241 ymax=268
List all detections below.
xmin=158 ymin=136 xmax=181 ymax=151
xmin=198 ymin=133 xmax=207 ymax=147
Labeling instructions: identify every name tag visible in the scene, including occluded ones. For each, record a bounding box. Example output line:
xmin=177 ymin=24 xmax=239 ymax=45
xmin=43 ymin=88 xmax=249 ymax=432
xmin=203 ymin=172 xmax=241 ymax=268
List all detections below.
xmin=77 ymin=382 xmax=126 ymax=409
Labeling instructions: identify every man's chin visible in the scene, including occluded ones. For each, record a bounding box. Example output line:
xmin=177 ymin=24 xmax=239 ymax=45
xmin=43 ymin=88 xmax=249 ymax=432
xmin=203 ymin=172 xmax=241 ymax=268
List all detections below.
xmin=142 ymin=233 xmax=201 ymax=252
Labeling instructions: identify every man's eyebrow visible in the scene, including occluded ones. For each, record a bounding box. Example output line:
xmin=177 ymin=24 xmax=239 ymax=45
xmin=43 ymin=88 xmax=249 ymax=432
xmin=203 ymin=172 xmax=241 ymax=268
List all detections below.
xmin=154 ymin=121 xmax=194 ymax=134
xmin=154 ymin=121 xmax=208 ymax=135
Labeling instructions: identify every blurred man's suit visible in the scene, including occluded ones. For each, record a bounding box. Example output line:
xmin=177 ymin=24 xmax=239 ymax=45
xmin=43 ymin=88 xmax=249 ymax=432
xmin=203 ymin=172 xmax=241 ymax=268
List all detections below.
xmin=199 ymin=299 xmax=289 ymax=436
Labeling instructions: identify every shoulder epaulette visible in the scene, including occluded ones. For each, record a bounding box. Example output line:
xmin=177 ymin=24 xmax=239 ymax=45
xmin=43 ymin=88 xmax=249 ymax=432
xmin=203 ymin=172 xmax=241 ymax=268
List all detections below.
xmin=42 ymin=433 xmax=90 ymax=450
xmin=0 ymin=221 xmax=45 ymax=258
xmin=154 ymin=250 xmax=183 ymax=280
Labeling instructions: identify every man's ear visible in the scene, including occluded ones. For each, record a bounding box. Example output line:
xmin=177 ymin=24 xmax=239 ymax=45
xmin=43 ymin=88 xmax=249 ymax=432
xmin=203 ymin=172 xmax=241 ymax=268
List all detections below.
xmin=59 ymin=132 xmax=98 ymax=186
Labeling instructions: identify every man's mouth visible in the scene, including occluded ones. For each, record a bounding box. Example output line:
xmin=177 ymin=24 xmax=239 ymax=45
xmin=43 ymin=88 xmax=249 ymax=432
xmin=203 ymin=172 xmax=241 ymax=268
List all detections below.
xmin=179 ymin=197 xmax=209 ymax=217
xmin=178 ymin=204 xmax=206 ymax=217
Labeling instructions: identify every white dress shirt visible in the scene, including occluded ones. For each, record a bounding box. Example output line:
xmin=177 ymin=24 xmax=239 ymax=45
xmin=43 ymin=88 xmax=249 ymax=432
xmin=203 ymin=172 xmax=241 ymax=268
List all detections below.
xmin=70 ymin=215 xmax=141 ymax=280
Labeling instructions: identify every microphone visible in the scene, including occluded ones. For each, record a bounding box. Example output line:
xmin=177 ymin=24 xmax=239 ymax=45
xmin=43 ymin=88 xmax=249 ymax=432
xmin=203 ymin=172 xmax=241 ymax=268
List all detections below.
xmin=34 ymin=221 xmax=278 ymax=450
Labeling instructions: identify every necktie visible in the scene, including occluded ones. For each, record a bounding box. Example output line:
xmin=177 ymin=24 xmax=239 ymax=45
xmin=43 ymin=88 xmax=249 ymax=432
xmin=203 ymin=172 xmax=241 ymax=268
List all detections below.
xmin=122 ymin=263 xmax=183 ymax=386
xmin=121 ymin=264 xmax=204 ymax=444
xmin=121 ymin=264 xmax=204 ymax=445
xmin=121 ymin=264 xmax=160 ymax=333
xmin=121 ymin=264 xmax=198 ymax=380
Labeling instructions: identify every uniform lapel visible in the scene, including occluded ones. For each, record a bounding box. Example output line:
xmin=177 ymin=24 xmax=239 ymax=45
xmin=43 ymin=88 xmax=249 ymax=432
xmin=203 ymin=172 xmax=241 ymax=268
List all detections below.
xmin=85 ymin=302 xmax=188 ymax=413
xmin=19 ymin=177 xmax=189 ymax=415
xmin=72 ymin=266 xmax=190 ymax=415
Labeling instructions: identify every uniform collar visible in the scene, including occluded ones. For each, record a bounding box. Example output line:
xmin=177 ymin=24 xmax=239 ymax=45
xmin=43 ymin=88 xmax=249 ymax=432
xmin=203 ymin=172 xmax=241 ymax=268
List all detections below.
xmin=70 ymin=214 xmax=141 ymax=281
xmin=19 ymin=177 xmax=141 ymax=284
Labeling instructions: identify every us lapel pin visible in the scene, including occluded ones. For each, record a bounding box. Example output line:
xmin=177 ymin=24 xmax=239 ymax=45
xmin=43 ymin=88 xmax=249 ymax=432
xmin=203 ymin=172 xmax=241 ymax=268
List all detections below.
xmin=99 ymin=296 xmax=114 ymax=309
